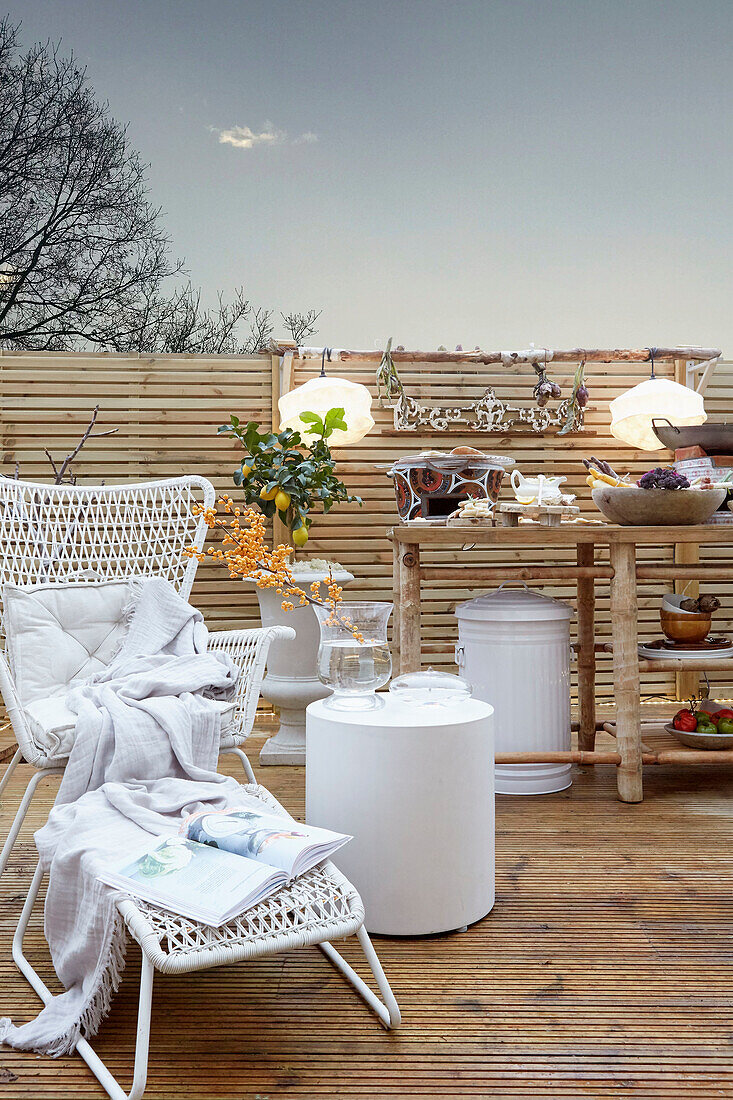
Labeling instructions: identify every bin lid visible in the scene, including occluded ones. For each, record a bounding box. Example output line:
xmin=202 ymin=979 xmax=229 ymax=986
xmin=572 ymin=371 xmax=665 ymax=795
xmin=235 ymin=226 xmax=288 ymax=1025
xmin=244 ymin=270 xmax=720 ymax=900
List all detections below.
xmin=455 ymin=584 xmax=572 ymax=622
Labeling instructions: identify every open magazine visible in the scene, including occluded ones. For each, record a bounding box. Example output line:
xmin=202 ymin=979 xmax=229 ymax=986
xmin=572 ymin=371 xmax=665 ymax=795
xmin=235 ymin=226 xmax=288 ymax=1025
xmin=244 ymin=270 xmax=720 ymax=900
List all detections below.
xmin=97 ymin=807 xmax=351 ymax=927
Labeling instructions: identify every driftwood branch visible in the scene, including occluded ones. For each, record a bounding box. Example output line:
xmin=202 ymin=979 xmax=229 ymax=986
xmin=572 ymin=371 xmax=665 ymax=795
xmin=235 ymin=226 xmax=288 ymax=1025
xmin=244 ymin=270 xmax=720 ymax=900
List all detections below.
xmin=270 ymin=344 xmax=721 ymax=365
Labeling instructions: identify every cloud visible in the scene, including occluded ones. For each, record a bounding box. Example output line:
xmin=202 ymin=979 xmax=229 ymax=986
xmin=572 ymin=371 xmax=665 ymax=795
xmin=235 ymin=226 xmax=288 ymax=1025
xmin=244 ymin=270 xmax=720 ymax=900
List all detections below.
xmin=214 ymin=122 xmax=285 ymax=149
xmin=210 ymin=123 xmax=317 ymax=150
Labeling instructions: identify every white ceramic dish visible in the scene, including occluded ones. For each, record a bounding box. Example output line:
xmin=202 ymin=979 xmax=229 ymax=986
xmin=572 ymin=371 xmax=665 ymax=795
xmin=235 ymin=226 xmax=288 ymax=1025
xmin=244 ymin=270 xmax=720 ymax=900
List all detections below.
xmin=661 ymin=592 xmax=701 ymax=616
xmin=638 ymin=640 xmax=733 ymax=661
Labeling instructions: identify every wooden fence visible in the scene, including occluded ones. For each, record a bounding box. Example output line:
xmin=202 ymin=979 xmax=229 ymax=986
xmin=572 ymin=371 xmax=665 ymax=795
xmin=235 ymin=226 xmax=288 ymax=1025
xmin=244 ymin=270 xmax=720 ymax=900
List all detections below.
xmin=2 ymin=349 xmax=732 ymax=704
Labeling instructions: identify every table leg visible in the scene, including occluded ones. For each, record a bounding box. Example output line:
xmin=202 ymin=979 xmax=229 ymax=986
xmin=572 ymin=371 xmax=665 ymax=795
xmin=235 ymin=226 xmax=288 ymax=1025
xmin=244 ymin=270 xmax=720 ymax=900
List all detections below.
xmin=609 ymin=542 xmax=643 ymax=803
xmin=576 ymin=543 xmax=596 ymax=751
xmin=392 ymin=538 xmax=401 ymax=676
xmin=398 ymin=542 xmax=421 ymax=674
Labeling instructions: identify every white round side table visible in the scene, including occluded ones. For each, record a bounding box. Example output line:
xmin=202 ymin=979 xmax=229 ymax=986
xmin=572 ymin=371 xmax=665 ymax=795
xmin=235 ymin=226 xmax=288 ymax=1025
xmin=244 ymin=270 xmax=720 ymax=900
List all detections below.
xmin=305 ymin=695 xmax=494 ymax=936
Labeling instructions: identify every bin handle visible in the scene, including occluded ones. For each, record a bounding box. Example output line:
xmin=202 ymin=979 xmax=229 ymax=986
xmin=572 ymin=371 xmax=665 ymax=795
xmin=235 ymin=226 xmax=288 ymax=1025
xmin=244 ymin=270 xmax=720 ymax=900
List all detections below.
xmin=496 ymin=581 xmax=531 ymax=592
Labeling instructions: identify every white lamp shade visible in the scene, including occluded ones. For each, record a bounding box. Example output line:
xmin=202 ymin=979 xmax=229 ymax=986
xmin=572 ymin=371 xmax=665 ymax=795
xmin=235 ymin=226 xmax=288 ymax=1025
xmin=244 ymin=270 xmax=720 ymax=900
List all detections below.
xmin=278 ymin=375 xmax=375 ymax=446
xmin=609 ymin=377 xmax=706 ymax=451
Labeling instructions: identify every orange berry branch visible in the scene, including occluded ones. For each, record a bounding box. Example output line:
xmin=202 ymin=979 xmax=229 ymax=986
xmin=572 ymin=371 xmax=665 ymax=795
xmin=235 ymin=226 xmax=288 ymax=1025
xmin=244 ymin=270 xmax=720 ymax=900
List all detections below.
xmin=187 ymin=497 xmax=364 ymax=640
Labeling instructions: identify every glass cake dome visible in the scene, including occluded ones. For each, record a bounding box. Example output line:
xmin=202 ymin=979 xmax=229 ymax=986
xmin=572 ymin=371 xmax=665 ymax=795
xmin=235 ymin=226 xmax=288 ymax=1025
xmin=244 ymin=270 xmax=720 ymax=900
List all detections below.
xmin=389 ymin=667 xmax=472 ymax=707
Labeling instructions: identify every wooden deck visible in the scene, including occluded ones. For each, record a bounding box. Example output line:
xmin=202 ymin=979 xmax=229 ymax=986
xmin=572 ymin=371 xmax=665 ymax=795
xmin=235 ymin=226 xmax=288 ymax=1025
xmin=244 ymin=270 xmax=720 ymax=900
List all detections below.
xmin=2 ymin=718 xmax=733 ymax=1098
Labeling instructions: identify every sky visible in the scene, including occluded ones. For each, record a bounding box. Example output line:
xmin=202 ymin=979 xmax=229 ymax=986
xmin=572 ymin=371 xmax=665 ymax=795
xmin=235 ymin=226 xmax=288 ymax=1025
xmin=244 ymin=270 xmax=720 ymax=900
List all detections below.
xmin=12 ymin=0 xmax=733 ymax=354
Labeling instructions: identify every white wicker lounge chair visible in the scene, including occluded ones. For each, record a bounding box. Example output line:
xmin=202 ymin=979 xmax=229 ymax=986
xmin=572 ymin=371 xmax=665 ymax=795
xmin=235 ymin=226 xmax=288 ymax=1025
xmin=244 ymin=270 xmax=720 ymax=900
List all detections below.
xmin=0 ymin=476 xmax=287 ymax=878
xmin=11 ymin=783 xmax=401 ymax=1100
xmin=0 ymin=477 xmax=401 ymax=1094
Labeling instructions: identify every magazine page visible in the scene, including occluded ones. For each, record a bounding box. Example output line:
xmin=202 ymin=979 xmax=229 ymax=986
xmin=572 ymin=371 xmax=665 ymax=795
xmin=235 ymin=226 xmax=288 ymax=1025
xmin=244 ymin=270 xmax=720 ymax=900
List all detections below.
xmin=98 ymin=835 xmax=286 ymax=927
xmin=181 ymin=807 xmax=352 ymax=879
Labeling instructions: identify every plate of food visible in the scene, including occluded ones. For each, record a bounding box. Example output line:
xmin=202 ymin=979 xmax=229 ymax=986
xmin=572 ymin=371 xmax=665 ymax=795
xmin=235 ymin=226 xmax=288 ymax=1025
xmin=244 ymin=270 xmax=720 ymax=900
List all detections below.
xmin=666 ymin=700 xmax=733 ymax=749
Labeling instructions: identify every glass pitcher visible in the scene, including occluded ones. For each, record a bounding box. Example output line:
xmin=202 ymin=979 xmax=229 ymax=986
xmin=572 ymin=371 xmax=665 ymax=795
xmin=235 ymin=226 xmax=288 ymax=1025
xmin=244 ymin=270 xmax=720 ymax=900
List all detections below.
xmin=314 ymin=601 xmax=393 ymax=711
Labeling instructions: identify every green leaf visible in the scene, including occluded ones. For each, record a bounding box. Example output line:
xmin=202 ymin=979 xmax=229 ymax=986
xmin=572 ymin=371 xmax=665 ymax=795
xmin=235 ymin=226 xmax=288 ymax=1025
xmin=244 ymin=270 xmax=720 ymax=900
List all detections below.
xmin=299 ymin=411 xmax=324 ymax=436
xmin=244 ymin=422 xmax=264 ymax=450
xmin=231 ymin=414 xmax=240 ymax=427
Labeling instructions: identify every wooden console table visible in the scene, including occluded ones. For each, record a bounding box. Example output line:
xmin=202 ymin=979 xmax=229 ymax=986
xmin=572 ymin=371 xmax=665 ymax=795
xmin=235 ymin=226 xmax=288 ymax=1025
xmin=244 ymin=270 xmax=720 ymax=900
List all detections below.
xmin=389 ymin=523 xmax=733 ymax=802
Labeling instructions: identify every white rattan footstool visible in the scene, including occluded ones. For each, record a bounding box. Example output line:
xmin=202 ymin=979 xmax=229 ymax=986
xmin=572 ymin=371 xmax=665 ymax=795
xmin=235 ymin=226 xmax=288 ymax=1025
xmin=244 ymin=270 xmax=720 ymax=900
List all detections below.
xmin=11 ymin=785 xmax=401 ymax=1100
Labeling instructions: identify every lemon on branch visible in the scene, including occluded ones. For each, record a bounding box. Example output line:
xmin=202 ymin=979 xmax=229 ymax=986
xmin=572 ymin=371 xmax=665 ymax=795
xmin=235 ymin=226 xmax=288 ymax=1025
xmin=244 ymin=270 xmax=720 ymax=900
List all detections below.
xmin=275 ymin=489 xmax=291 ymax=512
xmin=259 ymin=486 xmax=278 ymax=501
xmin=292 ymin=525 xmax=309 ymax=547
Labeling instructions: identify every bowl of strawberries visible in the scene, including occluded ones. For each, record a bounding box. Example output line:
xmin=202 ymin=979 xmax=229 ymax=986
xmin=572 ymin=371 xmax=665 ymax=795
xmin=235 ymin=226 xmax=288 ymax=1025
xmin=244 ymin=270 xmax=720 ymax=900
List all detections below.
xmin=666 ymin=700 xmax=733 ymax=748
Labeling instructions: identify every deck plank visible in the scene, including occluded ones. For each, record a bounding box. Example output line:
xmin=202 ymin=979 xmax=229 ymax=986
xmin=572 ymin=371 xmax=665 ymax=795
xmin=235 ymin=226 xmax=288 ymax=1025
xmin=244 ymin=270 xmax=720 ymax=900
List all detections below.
xmin=1 ymin=721 xmax=733 ymax=1098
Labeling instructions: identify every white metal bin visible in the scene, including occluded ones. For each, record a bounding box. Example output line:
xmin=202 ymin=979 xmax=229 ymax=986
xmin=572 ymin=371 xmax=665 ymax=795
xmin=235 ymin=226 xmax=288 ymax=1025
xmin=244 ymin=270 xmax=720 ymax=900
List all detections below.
xmin=455 ymin=584 xmax=572 ymax=795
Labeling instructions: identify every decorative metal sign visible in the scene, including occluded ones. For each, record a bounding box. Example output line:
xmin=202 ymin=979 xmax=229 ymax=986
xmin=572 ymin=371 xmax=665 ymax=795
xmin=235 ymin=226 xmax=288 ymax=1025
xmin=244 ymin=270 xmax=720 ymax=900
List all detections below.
xmin=390 ymin=387 xmax=583 ymax=434
xmin=375 ymin=340 xmax=586 ymax=434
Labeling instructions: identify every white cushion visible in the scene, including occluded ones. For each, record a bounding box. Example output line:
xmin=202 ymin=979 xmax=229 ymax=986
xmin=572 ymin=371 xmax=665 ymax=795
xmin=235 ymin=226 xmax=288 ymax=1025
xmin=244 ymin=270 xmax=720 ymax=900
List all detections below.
xmin=24 ymin=694 xmax=236 ymax=761
xmin=3 ymin=579 xmax=133 ymax=706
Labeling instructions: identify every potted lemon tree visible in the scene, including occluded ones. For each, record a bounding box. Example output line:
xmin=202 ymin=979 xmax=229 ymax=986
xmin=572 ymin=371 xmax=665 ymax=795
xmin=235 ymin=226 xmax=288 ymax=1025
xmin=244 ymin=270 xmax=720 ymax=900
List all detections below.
xmin=217 ymin=409 xmax=361 ymax=765
xmin=219 ymin=408 xmax=360 ymax=547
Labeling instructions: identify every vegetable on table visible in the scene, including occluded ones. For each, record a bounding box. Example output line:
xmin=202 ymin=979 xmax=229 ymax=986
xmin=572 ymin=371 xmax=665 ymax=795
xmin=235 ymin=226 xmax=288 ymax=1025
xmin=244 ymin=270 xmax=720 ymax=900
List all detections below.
xmin=673 ymin=697 xmax=733 ymax=736
xmin=673 ymin=708 xmax=698 ymax=732
xmin=582 ymin=456 xmax=628 ymax=489
xmin=637 ymin=467 xmax=690 ymax=490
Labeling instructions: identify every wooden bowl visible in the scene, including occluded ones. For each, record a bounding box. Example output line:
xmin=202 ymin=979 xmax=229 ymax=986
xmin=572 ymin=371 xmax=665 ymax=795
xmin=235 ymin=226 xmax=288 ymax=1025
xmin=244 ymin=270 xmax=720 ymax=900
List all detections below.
xmin=591 ymin=486 xmax=726 ymax=526
xmin=660 ymin=608 xmax=712 ymax=644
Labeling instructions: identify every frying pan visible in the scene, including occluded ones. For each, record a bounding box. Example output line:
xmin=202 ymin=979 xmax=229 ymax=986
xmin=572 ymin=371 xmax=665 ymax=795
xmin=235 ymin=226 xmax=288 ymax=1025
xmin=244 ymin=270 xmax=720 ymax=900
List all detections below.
xmin=652 ymin=418 xmax=733 ymax=453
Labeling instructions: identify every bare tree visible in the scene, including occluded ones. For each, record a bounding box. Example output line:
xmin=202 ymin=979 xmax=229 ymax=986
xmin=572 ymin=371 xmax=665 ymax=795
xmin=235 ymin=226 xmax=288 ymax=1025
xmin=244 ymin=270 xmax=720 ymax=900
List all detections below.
xmin=246 ymin=307 xmax=275 ymax=353
xmin=0 ymin=19 xmax=177 ymax=350
xmin=116 ymin=286 xmax=280 ymax=354
xmin=281 ymin=309 xmax=321 ymax=345
xmin=0 ymin=18 xmax=321 ymax=353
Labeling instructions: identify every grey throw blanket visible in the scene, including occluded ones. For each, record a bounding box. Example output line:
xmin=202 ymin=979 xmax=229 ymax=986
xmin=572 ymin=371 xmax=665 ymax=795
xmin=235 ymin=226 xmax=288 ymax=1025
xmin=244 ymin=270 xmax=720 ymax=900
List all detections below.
xmin=1 ymin=578 xmax=268 ymax=1056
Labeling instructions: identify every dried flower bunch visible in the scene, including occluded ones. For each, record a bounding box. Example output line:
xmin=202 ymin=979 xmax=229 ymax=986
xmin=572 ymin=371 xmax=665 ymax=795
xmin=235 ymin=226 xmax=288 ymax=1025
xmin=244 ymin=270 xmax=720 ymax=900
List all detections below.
xmin=187 ymin=497 xmax=363 ymax=638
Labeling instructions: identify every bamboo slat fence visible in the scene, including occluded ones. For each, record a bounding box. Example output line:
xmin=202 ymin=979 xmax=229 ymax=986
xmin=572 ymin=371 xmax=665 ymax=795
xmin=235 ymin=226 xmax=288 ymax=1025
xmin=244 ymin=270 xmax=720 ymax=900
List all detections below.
xmin=2 ymin=348 xmax=732 ymax=704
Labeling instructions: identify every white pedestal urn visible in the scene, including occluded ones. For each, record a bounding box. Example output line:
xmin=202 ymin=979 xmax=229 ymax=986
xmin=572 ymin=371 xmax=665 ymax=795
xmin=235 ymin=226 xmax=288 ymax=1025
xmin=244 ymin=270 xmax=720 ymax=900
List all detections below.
xmin=252 ymin=565 xmax=354 ymax=766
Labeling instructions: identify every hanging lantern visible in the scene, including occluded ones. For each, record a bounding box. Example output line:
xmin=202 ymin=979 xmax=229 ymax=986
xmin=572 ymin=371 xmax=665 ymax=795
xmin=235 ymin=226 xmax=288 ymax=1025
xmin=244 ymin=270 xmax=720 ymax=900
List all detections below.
xmin=609 ymin=349 xmax=706 ymax=451
xmin=278 ymin=348 xmax=375 ymax=446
